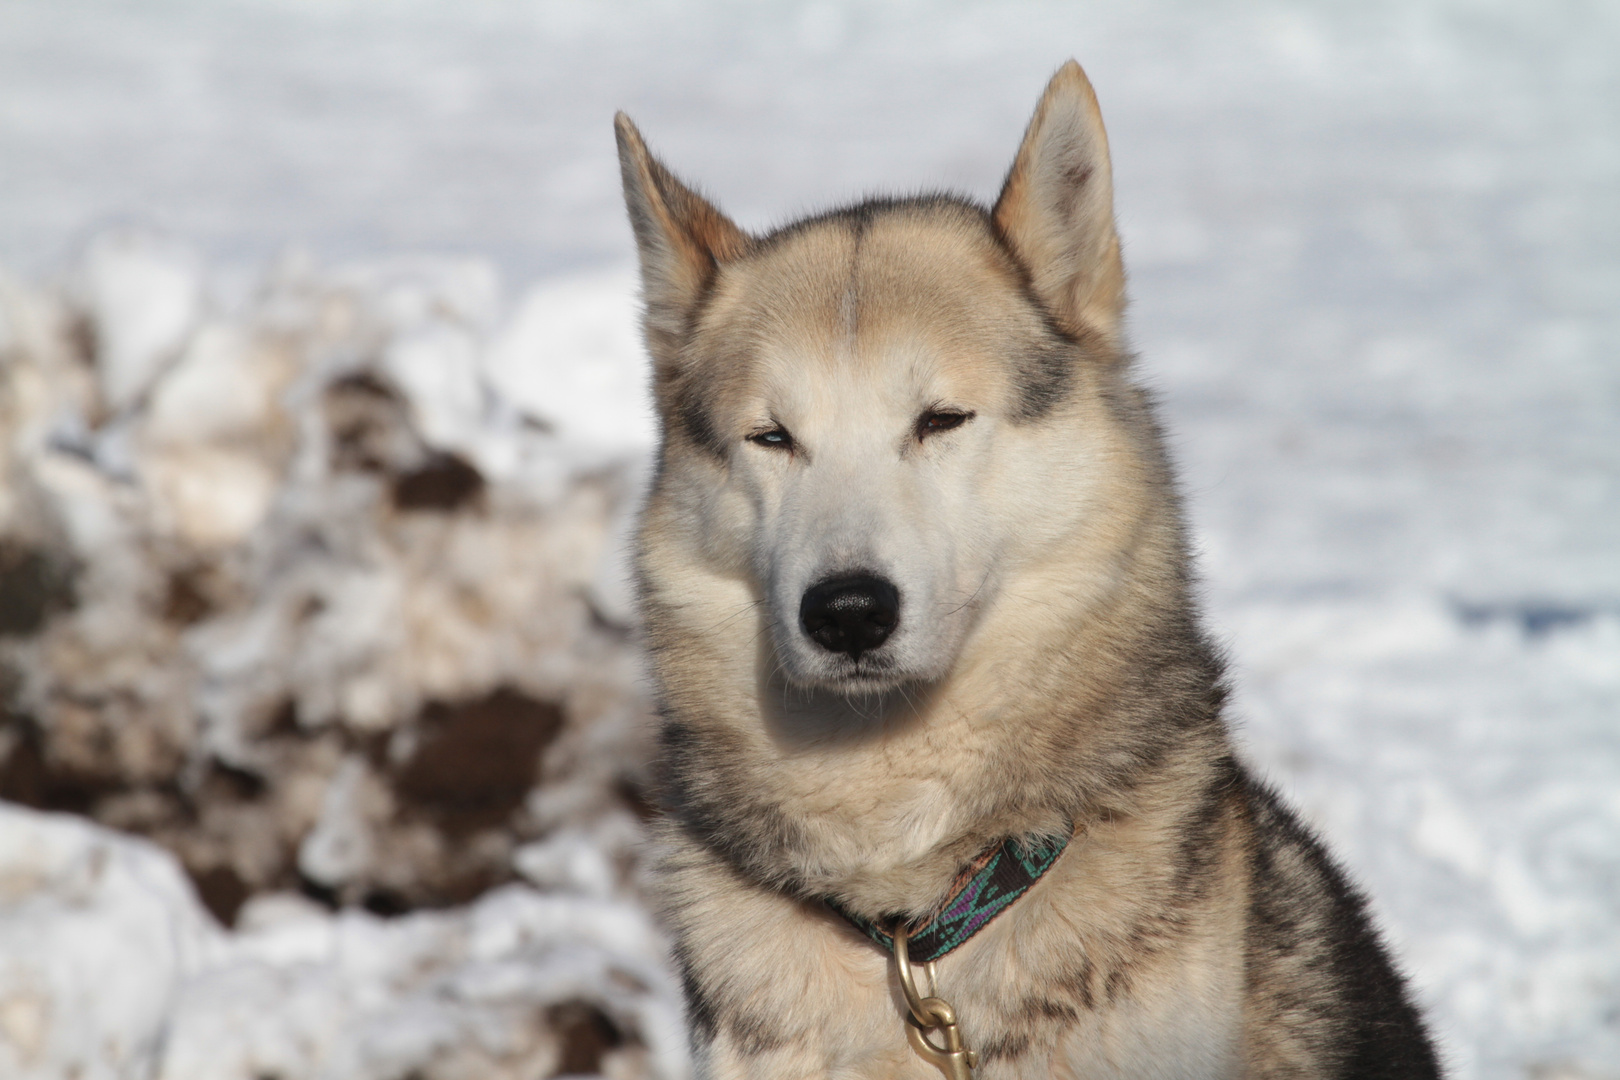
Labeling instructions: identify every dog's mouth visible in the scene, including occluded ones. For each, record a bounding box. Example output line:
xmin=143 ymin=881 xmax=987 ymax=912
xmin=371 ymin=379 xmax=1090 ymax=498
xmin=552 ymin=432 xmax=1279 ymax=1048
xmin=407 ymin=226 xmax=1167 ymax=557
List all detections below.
xmin=775 ymin=621 xmax=950 ymax=699
xmin=814 ymin=652 xmax=908 ymax=694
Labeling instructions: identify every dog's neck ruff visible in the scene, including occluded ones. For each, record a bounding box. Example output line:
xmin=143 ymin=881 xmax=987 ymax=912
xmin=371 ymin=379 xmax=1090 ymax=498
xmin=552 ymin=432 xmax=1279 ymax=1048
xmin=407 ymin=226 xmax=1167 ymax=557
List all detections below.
xmin=829 ymin=829 xmax=1071 ymax=963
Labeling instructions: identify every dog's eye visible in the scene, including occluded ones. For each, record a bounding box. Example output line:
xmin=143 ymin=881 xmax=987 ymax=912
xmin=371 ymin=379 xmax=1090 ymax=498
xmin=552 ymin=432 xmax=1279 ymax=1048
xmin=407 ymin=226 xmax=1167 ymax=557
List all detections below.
xmin=917 ymin=410 xmax=973 ymax=439
xmin=749 ymin=427 xmax=794 ymax=451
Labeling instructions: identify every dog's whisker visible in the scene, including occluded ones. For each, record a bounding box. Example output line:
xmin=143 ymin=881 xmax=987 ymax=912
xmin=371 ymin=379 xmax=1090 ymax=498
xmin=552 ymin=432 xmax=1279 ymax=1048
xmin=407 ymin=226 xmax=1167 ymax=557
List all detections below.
xmin=700 ymin=597 xmax=768 ymax=636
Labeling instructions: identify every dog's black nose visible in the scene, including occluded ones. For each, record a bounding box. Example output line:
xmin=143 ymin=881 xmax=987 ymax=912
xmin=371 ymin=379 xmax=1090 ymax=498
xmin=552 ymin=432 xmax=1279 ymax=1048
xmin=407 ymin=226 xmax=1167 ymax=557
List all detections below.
xmin=799 ymin=574 xmax=900 ymax=658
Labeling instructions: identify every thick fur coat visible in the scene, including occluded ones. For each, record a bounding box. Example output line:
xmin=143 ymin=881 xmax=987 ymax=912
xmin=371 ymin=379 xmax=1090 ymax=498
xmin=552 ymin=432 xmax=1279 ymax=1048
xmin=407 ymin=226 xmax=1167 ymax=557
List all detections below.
xmin=618 ymin=61 xmax=1441 ymax=1080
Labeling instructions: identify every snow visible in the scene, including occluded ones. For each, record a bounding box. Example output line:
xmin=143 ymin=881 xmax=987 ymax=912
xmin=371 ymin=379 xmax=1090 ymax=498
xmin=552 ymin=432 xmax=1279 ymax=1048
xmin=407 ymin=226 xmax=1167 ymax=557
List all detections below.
xmin=0 ymin=808 xmax=218 ymax=1079
xmin=0 ymin=804 xmax=685 ymax=1080
xmin=484 ymin=269 xmax=654 ymax=455
xmin=157 ymin=882 xmax=687 ymax=1080
xmin=1 ymin=2 xmax=1616 ymax=1079
xmin=78 ymin=231 xmax=203 ymax=416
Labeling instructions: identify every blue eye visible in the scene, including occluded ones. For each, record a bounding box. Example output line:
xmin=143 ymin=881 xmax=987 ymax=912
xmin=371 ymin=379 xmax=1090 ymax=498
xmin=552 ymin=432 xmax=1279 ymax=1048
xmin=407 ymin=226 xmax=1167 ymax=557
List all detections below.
xmin=749 ymin=427 xmax=794 ymax=450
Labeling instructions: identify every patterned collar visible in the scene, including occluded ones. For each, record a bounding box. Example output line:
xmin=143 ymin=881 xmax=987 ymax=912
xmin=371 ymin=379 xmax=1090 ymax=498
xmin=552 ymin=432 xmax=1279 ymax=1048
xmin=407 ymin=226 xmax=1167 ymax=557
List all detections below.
xmin=828 ymin=828 xmax=1071 ymax=964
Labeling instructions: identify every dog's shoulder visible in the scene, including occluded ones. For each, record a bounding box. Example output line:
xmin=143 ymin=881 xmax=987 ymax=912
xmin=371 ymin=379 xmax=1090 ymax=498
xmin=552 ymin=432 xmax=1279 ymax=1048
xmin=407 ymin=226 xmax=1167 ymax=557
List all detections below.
xmin=1239 ymin=775 xmax=1442 ymax=1078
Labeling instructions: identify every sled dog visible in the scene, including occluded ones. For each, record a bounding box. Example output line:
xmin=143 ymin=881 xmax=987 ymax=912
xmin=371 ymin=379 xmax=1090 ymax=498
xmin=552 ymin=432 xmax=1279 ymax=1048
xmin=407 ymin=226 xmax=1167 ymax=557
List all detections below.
xmin=616 ymin=60 xmax=1440 ymax=1079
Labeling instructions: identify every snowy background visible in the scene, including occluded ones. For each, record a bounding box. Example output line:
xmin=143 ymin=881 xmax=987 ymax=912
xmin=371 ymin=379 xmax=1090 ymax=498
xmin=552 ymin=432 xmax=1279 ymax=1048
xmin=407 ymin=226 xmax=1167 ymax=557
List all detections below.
xmin=0 ymin=2 xmax=1616 ymax=1078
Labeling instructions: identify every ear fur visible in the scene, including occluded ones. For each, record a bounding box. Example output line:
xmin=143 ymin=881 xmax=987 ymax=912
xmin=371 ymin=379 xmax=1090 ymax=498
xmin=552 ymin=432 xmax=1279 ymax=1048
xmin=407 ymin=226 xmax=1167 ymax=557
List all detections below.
xmin=993 ymin=61 xmax=1125 ymax=345
xmin=615 ymin=113 xmax=750 ymax=366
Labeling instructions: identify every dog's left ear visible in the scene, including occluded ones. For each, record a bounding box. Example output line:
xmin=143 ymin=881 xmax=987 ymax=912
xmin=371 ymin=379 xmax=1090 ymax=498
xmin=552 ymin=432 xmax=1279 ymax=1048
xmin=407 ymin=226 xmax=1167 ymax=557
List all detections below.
xmin=993 ymin=61 xmax=1125 ymax=345
xmin=615 ymin=113 xmax=751 ymax=367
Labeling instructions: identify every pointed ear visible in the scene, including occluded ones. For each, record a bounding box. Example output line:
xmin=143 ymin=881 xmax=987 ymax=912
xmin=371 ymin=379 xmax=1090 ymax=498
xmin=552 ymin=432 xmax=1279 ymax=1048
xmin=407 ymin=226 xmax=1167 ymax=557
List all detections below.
xmin=993 ymin=61 xmax=1125 ymax=345
xmin=615 ymin=113 xmax=750 ymax=365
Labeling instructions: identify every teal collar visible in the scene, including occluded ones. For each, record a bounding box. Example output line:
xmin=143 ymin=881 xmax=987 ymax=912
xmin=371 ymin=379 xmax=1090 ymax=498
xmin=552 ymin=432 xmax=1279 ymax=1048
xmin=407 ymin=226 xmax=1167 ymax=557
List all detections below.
xmin=828 ymin=829 xmax=1070 ymax=964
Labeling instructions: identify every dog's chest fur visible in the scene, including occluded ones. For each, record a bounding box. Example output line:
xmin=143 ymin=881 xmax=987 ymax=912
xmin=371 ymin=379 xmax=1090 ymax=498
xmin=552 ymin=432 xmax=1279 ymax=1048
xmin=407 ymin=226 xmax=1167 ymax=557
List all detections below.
xmin=661 ymin=789 xmax=1252 ymax=1080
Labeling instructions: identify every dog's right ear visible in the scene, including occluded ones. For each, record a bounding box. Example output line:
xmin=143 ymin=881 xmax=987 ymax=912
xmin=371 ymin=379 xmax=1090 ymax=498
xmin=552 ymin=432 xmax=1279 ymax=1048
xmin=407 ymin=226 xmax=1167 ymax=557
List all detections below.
xmin=615 ymin=113 xmax=750 ymax=365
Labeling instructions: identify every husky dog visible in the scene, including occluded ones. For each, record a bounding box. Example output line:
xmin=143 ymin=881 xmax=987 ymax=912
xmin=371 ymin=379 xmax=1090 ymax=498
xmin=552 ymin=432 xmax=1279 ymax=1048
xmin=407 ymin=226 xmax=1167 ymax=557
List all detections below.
xmin=616 ymin=61 xmax=1440 ymax=1080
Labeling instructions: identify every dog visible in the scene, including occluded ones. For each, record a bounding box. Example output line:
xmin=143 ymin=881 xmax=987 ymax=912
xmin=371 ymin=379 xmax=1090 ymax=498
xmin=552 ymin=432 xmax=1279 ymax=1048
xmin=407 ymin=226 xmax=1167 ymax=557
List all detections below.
xmin=616 ymin=60 xmax=1441 ymax=1079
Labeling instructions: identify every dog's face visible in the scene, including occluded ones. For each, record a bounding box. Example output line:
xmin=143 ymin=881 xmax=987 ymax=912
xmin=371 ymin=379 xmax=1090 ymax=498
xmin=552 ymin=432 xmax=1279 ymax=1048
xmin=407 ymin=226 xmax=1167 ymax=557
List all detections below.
xmin=621 ymin=62 xmax=1130 ymax=701
xmin=670 ymin=210 xmax=1095 ymax=693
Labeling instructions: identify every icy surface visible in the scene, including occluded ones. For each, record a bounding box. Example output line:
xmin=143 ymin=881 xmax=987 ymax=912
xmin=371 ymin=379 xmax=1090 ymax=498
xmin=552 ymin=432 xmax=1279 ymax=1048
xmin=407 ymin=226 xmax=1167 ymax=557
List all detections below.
xmin=0 ymin=2 xmax=1617 ymax=1079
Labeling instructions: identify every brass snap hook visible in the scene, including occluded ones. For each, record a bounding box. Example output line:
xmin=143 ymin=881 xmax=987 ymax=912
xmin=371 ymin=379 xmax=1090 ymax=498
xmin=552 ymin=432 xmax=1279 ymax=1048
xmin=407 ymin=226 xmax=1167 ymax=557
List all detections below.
xmin=894 ymin=923 xmax=978 ymax=1080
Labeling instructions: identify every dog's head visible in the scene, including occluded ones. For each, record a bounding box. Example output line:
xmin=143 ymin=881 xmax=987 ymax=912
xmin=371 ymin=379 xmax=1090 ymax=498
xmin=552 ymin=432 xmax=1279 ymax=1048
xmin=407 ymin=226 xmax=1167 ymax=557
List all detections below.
xmin=621 ymin=62 xmax=1137 ymax=699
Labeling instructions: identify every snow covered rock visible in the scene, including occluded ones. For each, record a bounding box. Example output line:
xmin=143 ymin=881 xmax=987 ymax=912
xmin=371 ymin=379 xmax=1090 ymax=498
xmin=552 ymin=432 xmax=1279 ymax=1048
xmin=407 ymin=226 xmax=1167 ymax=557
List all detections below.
xmin=0 ymin=244 xmax=686 ymax=1076
xmin=0 ymin=239 xmax=656 ymax=923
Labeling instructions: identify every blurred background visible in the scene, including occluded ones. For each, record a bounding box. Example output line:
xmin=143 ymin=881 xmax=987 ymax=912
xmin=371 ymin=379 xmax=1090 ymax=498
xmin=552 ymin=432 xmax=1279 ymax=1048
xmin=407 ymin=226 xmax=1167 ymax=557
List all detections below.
xmin=0 ymin=2 xmax=1616 ymax=1078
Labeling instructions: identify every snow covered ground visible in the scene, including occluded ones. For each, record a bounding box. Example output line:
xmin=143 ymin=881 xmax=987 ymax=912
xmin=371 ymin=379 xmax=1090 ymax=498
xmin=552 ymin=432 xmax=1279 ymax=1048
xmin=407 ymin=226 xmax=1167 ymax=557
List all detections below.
xmin=1 ymin=2 xmax=1616 ymax=1079
xmin=0 ymin=803 xmax=687 ymax=1080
